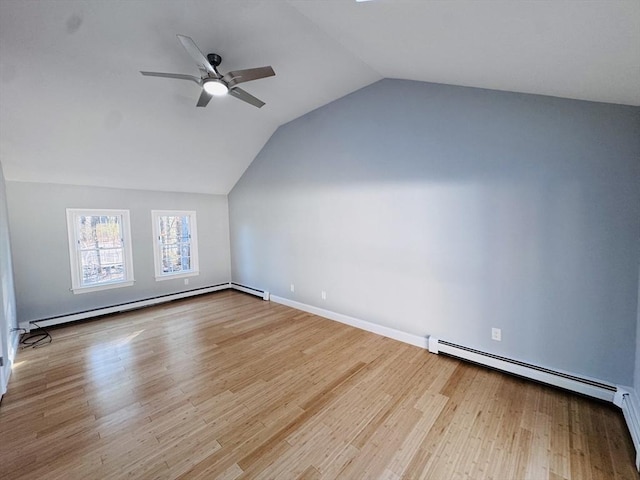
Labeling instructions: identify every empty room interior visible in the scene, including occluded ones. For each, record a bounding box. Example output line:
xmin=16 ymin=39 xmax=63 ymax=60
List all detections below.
xmin=1 ymin=1 xmax=639 ymax=479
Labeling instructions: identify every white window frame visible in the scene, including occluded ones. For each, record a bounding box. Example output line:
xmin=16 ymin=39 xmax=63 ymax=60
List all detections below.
xmin=66 ymin=208 xmax=135 ymax=294
xmin=151 ymin=210 xmax=199 ymax=281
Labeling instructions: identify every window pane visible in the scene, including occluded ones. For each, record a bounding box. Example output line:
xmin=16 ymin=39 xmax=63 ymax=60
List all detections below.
xmin=161 ymin=245 xmax=180 ymax=273
xmin=180 ymin=244 xmax=191 ymax=268
xmin=80 ymin=249 xmax=125 ymax=285
xmin=80 ymin=250 xmax=100 ymax=285
xmin=77 ymin=215 xmax=123 ymax=249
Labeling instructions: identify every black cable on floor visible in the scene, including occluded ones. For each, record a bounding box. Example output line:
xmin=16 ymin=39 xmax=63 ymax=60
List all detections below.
xmin=20 ymin=322 xmax=52 ymax=349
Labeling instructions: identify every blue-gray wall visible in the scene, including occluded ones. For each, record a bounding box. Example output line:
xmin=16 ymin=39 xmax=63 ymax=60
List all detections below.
xmin=229 ymin=79 xmax=640 ymax=386
xmin=0 ymin=161 xmax=18 ymax=395
xmin=6 ymin=182 xmax=231 ymax=323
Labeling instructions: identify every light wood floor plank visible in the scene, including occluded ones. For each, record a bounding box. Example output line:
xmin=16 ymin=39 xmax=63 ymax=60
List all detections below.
xmin=0 ymin=290 xmax=637 ymax=479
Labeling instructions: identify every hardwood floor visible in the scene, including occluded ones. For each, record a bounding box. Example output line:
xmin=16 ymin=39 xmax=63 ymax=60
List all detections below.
xmin=0 ymin=290 xmax=637 ymax=479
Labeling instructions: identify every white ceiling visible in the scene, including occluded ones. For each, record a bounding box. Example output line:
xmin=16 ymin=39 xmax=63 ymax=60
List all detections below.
xmin=1 ymin=0 xmax=638 ymax=195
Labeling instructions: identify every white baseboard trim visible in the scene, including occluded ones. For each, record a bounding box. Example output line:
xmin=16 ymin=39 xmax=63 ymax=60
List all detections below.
xmin=18 ymin=283 xmax=232 ymax=331
xmin=269 ymin=295 xmax=428 ymax=349
xmin=614 ymin=386 xmax=640 ymax=470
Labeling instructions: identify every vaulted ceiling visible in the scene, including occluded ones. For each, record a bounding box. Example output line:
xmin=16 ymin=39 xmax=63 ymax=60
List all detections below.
xmin=1 ymin=0 xmax=638 ymax=194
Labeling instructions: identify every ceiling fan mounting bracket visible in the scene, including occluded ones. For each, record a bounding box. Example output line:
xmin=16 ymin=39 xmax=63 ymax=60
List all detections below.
xmin=207 ymin=53 xmax=222 ymax=67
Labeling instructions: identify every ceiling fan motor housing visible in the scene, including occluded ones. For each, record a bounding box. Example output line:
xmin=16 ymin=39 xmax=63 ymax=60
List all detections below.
xmin=207 ymin=53 xmax=222 ymax=67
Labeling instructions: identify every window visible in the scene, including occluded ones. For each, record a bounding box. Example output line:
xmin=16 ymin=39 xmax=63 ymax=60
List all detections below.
xmin=151 ymin=210 xmax=199 ymax=281
xmin=66 ymin=209 xmax=135 ymax=294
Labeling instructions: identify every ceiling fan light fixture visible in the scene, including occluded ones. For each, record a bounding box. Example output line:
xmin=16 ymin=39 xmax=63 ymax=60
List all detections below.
xmin=203 ymin=79 xmax=228 ymax=96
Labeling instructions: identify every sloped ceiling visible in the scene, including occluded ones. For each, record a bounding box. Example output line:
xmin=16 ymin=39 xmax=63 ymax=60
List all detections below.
xmin=0 ymin=0 xmax=638 ymax=195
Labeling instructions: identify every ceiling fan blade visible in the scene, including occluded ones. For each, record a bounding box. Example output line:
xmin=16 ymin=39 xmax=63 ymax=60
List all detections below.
xmin=176 ymin=34 xmax=217 ymax=77
xmin=225 ymin=66 xmax=275 ymax=88
xmin=140 ymin=71 xmax=201 ymax=84
xmin=228 ymin=87 xmax=265 ymax=108
xmin=196 ymin=89 xmax=213 ymax=107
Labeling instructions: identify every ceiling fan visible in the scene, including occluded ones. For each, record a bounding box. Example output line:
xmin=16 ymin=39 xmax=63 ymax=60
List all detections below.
xmin=141 ymin=34 xmax=275 ymax=108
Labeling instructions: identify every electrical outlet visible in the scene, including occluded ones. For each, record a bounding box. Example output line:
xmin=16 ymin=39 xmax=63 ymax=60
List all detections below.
xmin=321 ymin=291 xmax=327 ymax=300
xmin=290 ymin=284 xmax=295 ymax=293
xmin=184 ymin=278 xmax=189 ymax=285
xmin=491 ymin=327 xmax=502 ymax=341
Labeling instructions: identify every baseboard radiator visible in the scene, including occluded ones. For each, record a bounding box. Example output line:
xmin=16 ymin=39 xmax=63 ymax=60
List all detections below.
xmin=428 ymin=337 xmax=617 ymax=402
xmin=19 ymin=283 xmax=232 ymax=331
xmin=231 ymin=282 xmax=270 ymax=301
xmin=614 ymin=388 xmax=640 ymax=470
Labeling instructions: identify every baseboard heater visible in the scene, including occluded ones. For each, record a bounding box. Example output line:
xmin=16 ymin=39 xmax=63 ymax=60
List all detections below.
xmin=231 ymin=282 xmax=270 ymax=301
xmin=19 ymin=283 xmax=231 ymax=331
xmin=428 ymin=337 xmax=617 ymax=402
xmin=614 ymin=388 xmax=640 ymax=470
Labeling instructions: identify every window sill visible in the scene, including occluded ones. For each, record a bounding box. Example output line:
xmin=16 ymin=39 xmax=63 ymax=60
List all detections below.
xmin=72 ymin=280 xmax=135 ymax=294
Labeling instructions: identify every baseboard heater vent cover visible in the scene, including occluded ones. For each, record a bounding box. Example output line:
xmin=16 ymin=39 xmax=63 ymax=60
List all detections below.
xmin=231 ymin=283 xmax=270 ymax=301
xmin=19 ymin=283 xmax=231 ymax=331
xmin=428 ymin=337 xmax=616 ymax=403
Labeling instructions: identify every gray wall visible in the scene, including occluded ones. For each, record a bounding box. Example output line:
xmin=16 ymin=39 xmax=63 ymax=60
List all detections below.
xmin=6 ymin=182 xmax=231 ymax=323
xmin=229 ymin=79 xmax=640 ymax=386
xmin=636 ymin=266 xmax=640 ymax=390
xmin=0 ymin=161 xmax=18 ymax=395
